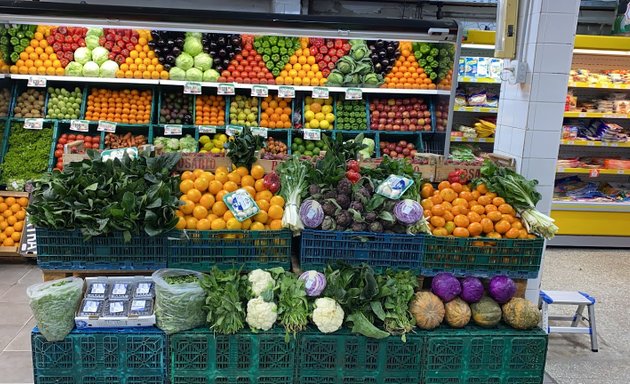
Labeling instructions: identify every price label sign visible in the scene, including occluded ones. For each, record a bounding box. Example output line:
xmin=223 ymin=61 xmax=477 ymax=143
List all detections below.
xmin=70 ymin=119 xmax=90 ymax=132
xmin=28 ymin=76 xmax=46 ymax=87
xmin=198 ymin=125 xmax=217 ymax=134
xmin=97 ymin=121 xmax=117 ymax=133
xmin=578 ymin=112 xmax=587 ymax=118
xmin=226 ymin=125 xmax=243 ymax=136
xmin=251 ymin=127 xmax=268 ymax=138
xmin=184 ymin=81 xmax=202 ymax=95
xmin=217 ymin=83 xmax=235 ymax=95
xmin=278 ymin=86 xmax=295 ymax=98
xmin=251 ymin=85 xmax=268 ymax=98
xmin=24 ymin=118 xmax=44 ymax=130
xmin=565 ymin=140 xmax=575 ymax=145
xmin=303 ymin=129 xmax=321 ymax=141
xmin=589 ymin=169 xmax=600 ymax=177
xmin=610 ymin=142 xmax=619 ymax=147
xmin=586 ymin=141 xmax=596 ymax=146
xmin=345 ymin=88 xmax=362 ymax=100
xmin=618 ymin=169 xmax=626 ymax=175
xmin=164 ymin=124 xmax=183 ymax=136
xmin=312 ymin=87 xmax=329 ymax=99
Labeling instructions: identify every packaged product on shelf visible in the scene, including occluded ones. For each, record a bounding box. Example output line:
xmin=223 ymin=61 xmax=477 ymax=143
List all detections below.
xmin=108 ymin=280 xmax=135 ymax=300
xmin=562 ymin=125 xmax=579 ymax=140
xmin=464 ymin=57 xmax=478 ymax=77
xmin=85 ymin=279 xmax=109 ymax=299
xmin=489 ymin=58 xmax=503 ymax=81
xmin=129 ymin=298 xmax=154 ymax=317
xmin=133 ymin=281 xmax=155 ymax=298
xmin=477 ymin=57 xmax=490 ymax=78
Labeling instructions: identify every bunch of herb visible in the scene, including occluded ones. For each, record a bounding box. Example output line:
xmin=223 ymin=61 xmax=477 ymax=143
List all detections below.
xmin=361 ymin=155 xmax=422 ymax=200
xmin=276 ymin=157 xmax=314 ymax=232
xmin=225 ymin=126 xmax=263 ymax=169
xmin=27 ymin=152 xmax=181 ymax=241
xmin=313 ymin=133 xmax=367 ymax=188
xmin=271 ymin=270 xmax=309 ymax=341
xmin=0 ymin=122 xmax=54 ymax=189
xmin=474 ymin=160 xmax=559 ymax=239
xmin=200 ymin=268 xmax=250 ymax=335
xmin=376 ymin=270 xmax=418 ymax=341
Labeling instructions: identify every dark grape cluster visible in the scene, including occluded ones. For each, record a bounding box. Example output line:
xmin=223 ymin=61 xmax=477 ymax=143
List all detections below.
xmin=367 ymin=40 xmax=401 ymax=75
xmin=201 ymin=33 xmax=242 ymax=72
xmin=149 ymin=30 xmax=186 ymax=71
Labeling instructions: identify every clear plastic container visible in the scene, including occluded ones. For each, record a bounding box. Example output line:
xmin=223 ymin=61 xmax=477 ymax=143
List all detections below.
xmin=102 ymin=300 xmax=130 ymax=317
xmin=78 ymin=299 xmax=104 ymax=317
xmin=129 ymin=298 xmax=154 ymax=317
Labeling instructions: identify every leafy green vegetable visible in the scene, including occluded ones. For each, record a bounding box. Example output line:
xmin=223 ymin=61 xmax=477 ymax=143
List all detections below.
xmin=272 ymin=270 xmax=309 ymax=340
xmin=225 ymin=126 xmax=263 ymax=169
xmin=376 ymin=270 xmax=418 ymax=340
xmin=0 ymin=123 xmax=54 ymax=189
xmin=154 ymin=269 xmax=207 ymax=335
xmin=28 ymin=277 xmax=84 ymax=342
xmin=276 ymin=157 xmax=314 ymax=231
xmin=27 ymin=152 xmax=181 ymax=241
xmin=201 ymin=268 xmax=250 ymax=335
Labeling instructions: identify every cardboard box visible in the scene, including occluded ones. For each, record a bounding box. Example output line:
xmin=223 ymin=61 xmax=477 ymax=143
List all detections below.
xmin=75 ymin=276 xmax=156 ymax=329
xmin=175 ymin=153 xmax=233 ymax=172
xmin=255 ymin=158 xmax=286 ymax=173
xmin=434 ymin=153 xmax=516 ymax=182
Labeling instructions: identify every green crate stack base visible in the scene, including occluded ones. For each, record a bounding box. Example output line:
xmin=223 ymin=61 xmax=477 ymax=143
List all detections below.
xmin=167 ymin=229 xmax=292 ymax=271
xmin=169 ymin=327 xmax=295 ymax=384
xmin=421 ymin=236 xmax=545 ymax=278
xmin=297 ymin=329 xmax=424 ymax=384
xmin=31 ymin=328 xmax=166 ymax=384
xmin=422 ymin=325 xmax=548 ymax=384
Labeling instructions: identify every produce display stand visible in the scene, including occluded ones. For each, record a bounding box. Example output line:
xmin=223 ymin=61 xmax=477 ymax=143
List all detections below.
xmin=0 ymin=4 xmax=548 ymax=384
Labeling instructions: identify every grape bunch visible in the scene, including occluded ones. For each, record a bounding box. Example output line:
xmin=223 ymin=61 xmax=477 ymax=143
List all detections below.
xmin=201 ymin=34 xmax=242 ymax=72
xmin=149 ymin=30 xmax=186 ymax=71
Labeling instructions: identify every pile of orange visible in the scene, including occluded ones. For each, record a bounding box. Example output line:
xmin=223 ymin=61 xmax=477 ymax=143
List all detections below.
xmin=0 ymin=195 xmax=28 ymax=248
xmin=276 ymin=38 xmax=325 ymax=86
xmin=421 ymin=180 xmax=535 ymax=239
xmin=259 ymin=95 xmax=292 ymax=129
xmin=383 ymin=41 xmax=435 ymax=90
xmin=195 ymin=95 xmax=226 ymax=126
xmin=438 ymin=69 xmax=453 ymax=90
xmin=9 ymin=26 xmax=63 ymax=76
xmin=176 ymin=165 xmax=285 ymax=231
xmin=85 ymin=88 xmax=152 ymax=124
xmin=116 ymin=30 xmax=168 ymax=80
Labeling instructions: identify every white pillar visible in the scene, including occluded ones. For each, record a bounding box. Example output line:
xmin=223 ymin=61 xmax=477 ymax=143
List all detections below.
xmin=493 ymin=0 xmax=580 ymax=302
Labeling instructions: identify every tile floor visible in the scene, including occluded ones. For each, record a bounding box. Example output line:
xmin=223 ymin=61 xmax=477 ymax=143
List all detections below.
xmin=0 ymin=247 xmax=628 ymax=384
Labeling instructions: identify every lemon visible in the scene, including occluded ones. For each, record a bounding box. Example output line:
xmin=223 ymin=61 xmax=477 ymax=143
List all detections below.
xmin=199 ymin=149 xmax=207 ymax=153
xmin=325 ymin=113 xmax=335 ymax=123
xmin=213 ymin=139 xmax=223 ymax=148
xmin=314 ymin=112 xmax=325 ymax=121
xmin=304 ymin=110 xmax=315 ymax=121
xmin=305 ymin=122 xmax=311 ymax=128
xmin=322 ymin=105 xmax=333 ymax=114
xmin=310 ymin=119 xmax=320 ymax=128
xmin=203 ymin=142 xmax=214 ymax=151
xmin=199 ymin=135 xmax=211 ymax=145
xmin=210 ymin=147 xmax=222 ymax=154
xmin=319 ymin=120 xmax=330 ymax=129
xmin=217 ymin=134 xmax=228 ymax=143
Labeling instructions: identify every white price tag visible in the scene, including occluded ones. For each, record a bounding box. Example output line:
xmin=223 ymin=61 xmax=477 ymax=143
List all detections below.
xmin=586 ymin=141 xmax=595 ymax=146
xmin=28 ymin=76 xmax=46 ymax=87
xmin=24 ymin=118 xmax=44 ymax=130
xmin=472 ymin=107 xmax=481 ymax=112
xmin=184 ymin=81 xmax=202 ymax=95
xmin=278 ymin=86 xmax=295 ymax=98
xmin=251 ymin=127 xmax=268 ymax=138
xmin=312 ymin=87 xmax=329 ymax=99
xmin=226 ymin=125 xmax=243 ymax=136
xmin=589 ymin=169 xmax=600 ymax=177
xmin=578 ymin=112 xmax=587 ymax=118
xmin=217 ymin=83 xmax=235 ymax=95
xmin=70 ymin=119 xmax=90 ymax=132
xmin=603 ymin=114 xmax=616 ymax=118
xmin=303 ymin=129 xmax=321 ymax=141
xmin=618 ymin=169 xmax=626 ymax=175
xmin=251 ymin=85 xmax=268 ymax=98
xmin=97 ymin=121 xmax=117 ymax=133
xmin=610 ymin=142 xmax=619 ymax=147
xmin=345 ymin=88 xmax=362 ymax=100
xmin=198 ymin=125 xmax=217 ymax=134
xmin=164 ymin=124 xmax=183 ymax=136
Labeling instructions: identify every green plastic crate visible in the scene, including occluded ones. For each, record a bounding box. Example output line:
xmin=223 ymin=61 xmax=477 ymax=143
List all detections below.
xmin=167 ymin=230 xmax=292 ymax=271
xmin=297 ymin=329 xmax=424 ymax=384
xmin=31 ymin=327 xmax=166 ymax=384
xmin=421 ymin=236 xmax=545 ymax=278
xmin=169 ymin=327 xmax=295 ymax=384
xmin=421 ymin=325 xmax=548 ymax=384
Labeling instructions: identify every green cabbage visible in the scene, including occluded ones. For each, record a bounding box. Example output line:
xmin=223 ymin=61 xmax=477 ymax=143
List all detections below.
xmin=169 ymin=67 xmax=186 ymax=81
xmin=183 ymin=37 xmax=203 ymax=57
xmin=175 ymin=52 xmax=194 ymax=70
xmin=327 ymin=71 xmax=344 ymax=85
xmin=194 ymin=53 xmax=212 ymax=72
xmin=64 ymin=61 xmax=83 ymax=76
xmin=85 ymin=35 xmax=100 ymax=50
xmin=100 ymin=60 xmax=119 ymax=78
xmin=186 ymin=68 xmax=203 ymax=82
xmin=203 ymin=69 xmax=220 ymax=82
xmin=82 ymin=61 xmax=100 ymax=77
xmin=86 ymin=27 xmax=103 ymax=37
xmin=73 ymin=47 xmax=91 ymax=65
xmin=91 ymin=47 xmax=109 ymax=66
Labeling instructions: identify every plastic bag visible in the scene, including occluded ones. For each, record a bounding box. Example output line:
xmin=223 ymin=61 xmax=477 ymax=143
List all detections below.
xmin=153 ymin=269 xmax=206 ymax=335
xmin=27 ymin=277 xmax=84 ymax=342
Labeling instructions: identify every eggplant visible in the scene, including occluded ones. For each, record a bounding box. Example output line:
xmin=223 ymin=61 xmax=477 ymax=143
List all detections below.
xmin=381 ymin=58 xmax=389 ymax=67
xmin=175 ymin=37 xmax=184 ymax=46
xmin=166 ymin=55 xmax=176 ymax=64
xmin=222 ymin=58 xmax=231 ymax=67
xmin=393 ymin=41 xmax=400 ymax=48
xmin=166 ymin=39 xmax=175 ymax=48
xmin=225 ymin=44 xmax=233 ymax=52
xmin=203 ymin=46 xmax=210 ymax=53
xmin=163 ymin=63 xmax=172 ymax=71
xmin=370 ymin=53 xmax=379 ymax=62
xmin=210 ymin=41 xmax=217 ymax=50
xmin=378 ymin=51 xmax=387 ymax=59
xmin=217 ymin=36 xmax=226 ymax=45
xmin=385 ymin=65 xmax=393 ymax=72
xmin=218 ymin=48 xmax=227 ymax=57
xmin=151 ymin=30 xmax=160 ymax=39
xmin=386 ymin=45 xmax=395 ymax=55
xmin=234 ymin=46 xmax=242 ymax=53
xmin=231 ymin=36 xmax=241 ymax=46
xmin=374 ymin=63 xmax=383 ymax=72
xmin=172 ymin=46 xmax=182 ymax=56
xmin=375 ymin=40 xmax=384 ymax=49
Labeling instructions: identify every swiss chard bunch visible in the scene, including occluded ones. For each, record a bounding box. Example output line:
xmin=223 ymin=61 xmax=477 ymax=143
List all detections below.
xmin=253 ymin=35 xmax=299 ymax=77
xmin=27 ymin=152 xmax=181 ymax=241
xmin=225 ymin=126 xmax=263 ymax=169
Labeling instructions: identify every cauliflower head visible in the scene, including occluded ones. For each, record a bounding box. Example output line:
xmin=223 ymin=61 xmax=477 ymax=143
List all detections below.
xmin=248 ymin=269 xmax=275 ymax=297
xmin=246 ymin=297 xmax=277 ymax=331
xmin=312 ymin=297 xmax=344 ymax=333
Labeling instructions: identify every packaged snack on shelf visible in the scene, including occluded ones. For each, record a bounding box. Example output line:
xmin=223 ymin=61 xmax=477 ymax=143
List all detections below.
xmin=489 ymin=58 xmax=503 ymax=80
xmin=464 ymin=57 xmax=478 ymax=77
xmin=477 ymin=57 xmax=490 ymax=78
xmin=467 ymin=89 xmax=487 ymax=106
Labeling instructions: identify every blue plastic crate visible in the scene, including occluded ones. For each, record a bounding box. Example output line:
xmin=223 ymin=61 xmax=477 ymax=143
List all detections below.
xmin=32 ymin=327 xmax=167 ymax=384
xmin=35 ymin=228 xmax=168 ymax=271
xmin=167 ymin=230 xmax=292 ymax=271
xmin=300 ymin=229 xmax=425 ymax=272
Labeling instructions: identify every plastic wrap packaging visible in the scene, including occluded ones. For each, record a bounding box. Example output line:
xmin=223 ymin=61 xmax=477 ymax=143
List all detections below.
xmin=27 ymin=277 xmax=84 ymax=342
xmin=153 ymin=269 xmax=206 ymax=335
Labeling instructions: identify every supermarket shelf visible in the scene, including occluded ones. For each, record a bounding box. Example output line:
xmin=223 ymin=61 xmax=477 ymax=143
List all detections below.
xmin=458 ymin=76 xmax=501 ymax=84
xmin=453 ymin=106 xmax=498 ymax=113
xmin=548 ymin=235 xmax=630 ymax=248
xmin=552 ymin=200 xmax=630 ymax=213
xmin=568 ymin=82 xmax=630 ymax=90
xmin=564 ymin=111 xmax=630 ymax=119
xmin=556 ymin=167 xmax=630 ymax=175
xmin=450 ymin=136 xmax=494 ymax=143
xmin=10 ymin=74 xmax=160 ymax=85
xmin=560 ymin=139 xmax=630 ymax=148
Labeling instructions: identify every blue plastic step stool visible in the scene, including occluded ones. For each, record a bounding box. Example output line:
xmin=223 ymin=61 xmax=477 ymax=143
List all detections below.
xmin=539 ymin=290 xmax=598 ymax=352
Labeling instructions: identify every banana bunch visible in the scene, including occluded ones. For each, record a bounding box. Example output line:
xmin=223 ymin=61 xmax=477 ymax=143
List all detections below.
xmin=474 ymin=119 xmax=496 ymax=138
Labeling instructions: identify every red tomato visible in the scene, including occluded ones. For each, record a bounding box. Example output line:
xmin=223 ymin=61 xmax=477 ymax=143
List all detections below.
xmin=56 ymin=144 xmax=63 ymax=149
xmin=227 ymin=65 xmax=236 ymax=72
xmin=234 ymin=54 xmax=243 ymax=62
xmin=68 ymin=134 xmax=76 ymax=140
xmin=232 ymin=71 xmax=240 ymax=78
xmin=54 ymin=150 xmax=63 ymax=158
xmin=58 ymin=138 xmax=67 ymax=144
xmin=61 ymin=133 xmax=68 ymax=139
xmin=221 ymin=70 xmax=231 ymax=77
xmin=236 ymin=65 xmax=244 ymax=72
xmin=243 ymin=78 xmax=251 ymax=83
xmin=84 ymin=136 xmax=92 ymax=143
xmin=217 ymin=76 xmax=226 ymax=82
xmin=265 ymin=72 xmax=274 ymax=79
xmin=76 ymin=134 xmax=85 ymax=140
xmin=260 ymin=79 xmax=268 ymax=85
xmin=250 ymin=78 xmax=259 ymax=84
xmin=235 ymin=77 xmax=243 ymax=83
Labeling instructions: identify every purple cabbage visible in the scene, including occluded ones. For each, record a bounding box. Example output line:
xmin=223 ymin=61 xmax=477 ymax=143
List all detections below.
xmin=393 ymin=199 xmax=423 ymax=225
xmin=431 ymin=273 xmax=461 ymax=302
xmin=299 ymin=270 xmax=327 ymax=297
xmin=299 ymin=200 xmax=324 ymax=229
xmin=488 ymin=275 xmax=516 ymax=304
xmin=460 ymin=276 xmax=484 ymax=303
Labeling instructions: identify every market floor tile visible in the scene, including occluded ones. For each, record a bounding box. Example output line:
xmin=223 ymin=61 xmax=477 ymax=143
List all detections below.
xmin=0 ymin=248 xmax=629 ymax=384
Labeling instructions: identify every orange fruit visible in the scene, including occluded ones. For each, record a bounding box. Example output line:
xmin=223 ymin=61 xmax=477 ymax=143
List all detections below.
xmin=487 ymin=210 xmax=503 ymax=222
xmin=250 ymin=222 xmax=265 ymax=230
xmin=241 ymin=175 xmax=255 ymax=188
xmin=254 ymin=179 xmax=267 ymax=192
xmin=17 ymin=197 xmax=28 ymax=207
xmin=467 ymin=211 xmax=481 ymax=223
xmin=450 ymin=182 xmax=463 ymax=193
xmin=476 ymin=184 xmax=489 ymax=194
xmin=7 ymin=216 xmax=16 ymax=226
xmin=196 ymin=218 xmax=211 ymax=230
xmin=227 ymin=172 xmax=241 ymax=184
xmin=194 ymin=177 xmax=210 ymax=192
xmin=215 ymin=171 xmax=229 ymax=184
xmin=468 ymin=222 xmax=483 ymax=237
xmin=223 ymin=210 xmax=234 ymax=221
xmin=13 ymin=221 xmax=24 ymax=232
xmin=453 ymin=214 xmax=470 ymax=228
xmin=452 ymin=198 xmax=469 ymax=208
xmin=268 ymin=205 xmax=284 ymax=220
xmin=0 ymin=203 xmax=7 ymax=212
xmin=250 ymin=165 xmax=265 ymax=180
xmin=269 ymin=219 xmax=283 ymax=230
xmin=216 ymin=190 xmax=228 ymax=201
xmin=453 ymin=227 xmax=470 ymax=238
xmin=181 ymin=200 xmax=195 ymax=215
xmin=208 ymin=180 xmax=223 ymax=195
xmin=253 ymin=210 xmax=269 ymax=224
xmin=494 ymin=220 xmax=511 ymax=234
xmin=210 ymin=218 xmax=226 ymax=230
xmin=256 ymin=190 xmax=273 ymax=202
xmin=256 ymin=200 xmax=271 ymax=212
xmin=235 ymin=166 xmax=249 ymax=177
xmin=444 ymin=221 xmax=456 ymax=234
xmin=511 ymin=221 xmax=523 ymax=230
xmin=492 ymin=197 xmax=506 ymax=206
xmin=212 ymin=201 xmax=228 ymax=216
xmin=180 ymin=179 xmax=194 ymax=194
xmin=193 ymin=206 xmax=209 ymax=220
xmin=498 ymin=203 xmax=514 ymax=214
xmin=437 ymin=181 xmax=451 ymax=191
xmin=505 ymin=227 xmax=520 ymax=239
xmin=206 ymin=214 xmax=219 ymax=222
xmin=430 ymin=204 xmax=445 ymax=217
xmin=432 ymin=227 xmax=448 ymax=236
xmin=176 ymin=217 xmax=187 ymax=229
xmin=199 ymin=194 xmax=215 ymax=209
xmin=3 ymin=238 xmax=14 ymax=247
xmin=459 ymin=191 xmax=473 ymax=201
xmin=185 ymin=217 xmax=198 ymax=230
xmin=186 ymin=189 xmax=202 ymax=203
xmin=215 ymin=166 xmax=229 ymax=174
xmin=223 ymin=181 xmax=238 ymax=193
xmin=226 ymin=218 xmax=242 ymax=230
xmin=430 ymin=216 xmax=445 ymax=228
xmin=480 ymin=218 xmax=494 ymax=234
xmin=477 ymin=195 xmax=492 ymax=206
xmin=485 ymin=205 xmax=498 ymax=214
xmin=421 ymin=184 xmax=434 ymax=199
xmin=270 ymin=195 xmax=285 ymax=207
xmin=243 ymin=186 xmax=256 ymax=198
xmin=241 ymin=218 xmax=252 ymax=230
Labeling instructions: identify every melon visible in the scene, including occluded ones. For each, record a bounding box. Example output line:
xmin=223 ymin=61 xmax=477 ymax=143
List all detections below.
xmin=502 ymin=297 xmax=541 ymax=330
xmin=470 ymin=296 xmax=502 ymax=328
xmin=409 ymin=291 xmax=445 ymax=330
xmin=444 ymin=297 xmax=471 ymax=328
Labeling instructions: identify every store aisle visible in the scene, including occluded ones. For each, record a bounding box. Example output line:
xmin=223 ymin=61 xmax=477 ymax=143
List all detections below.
xmin=0 ymin=248 xmax=628 ymax=384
